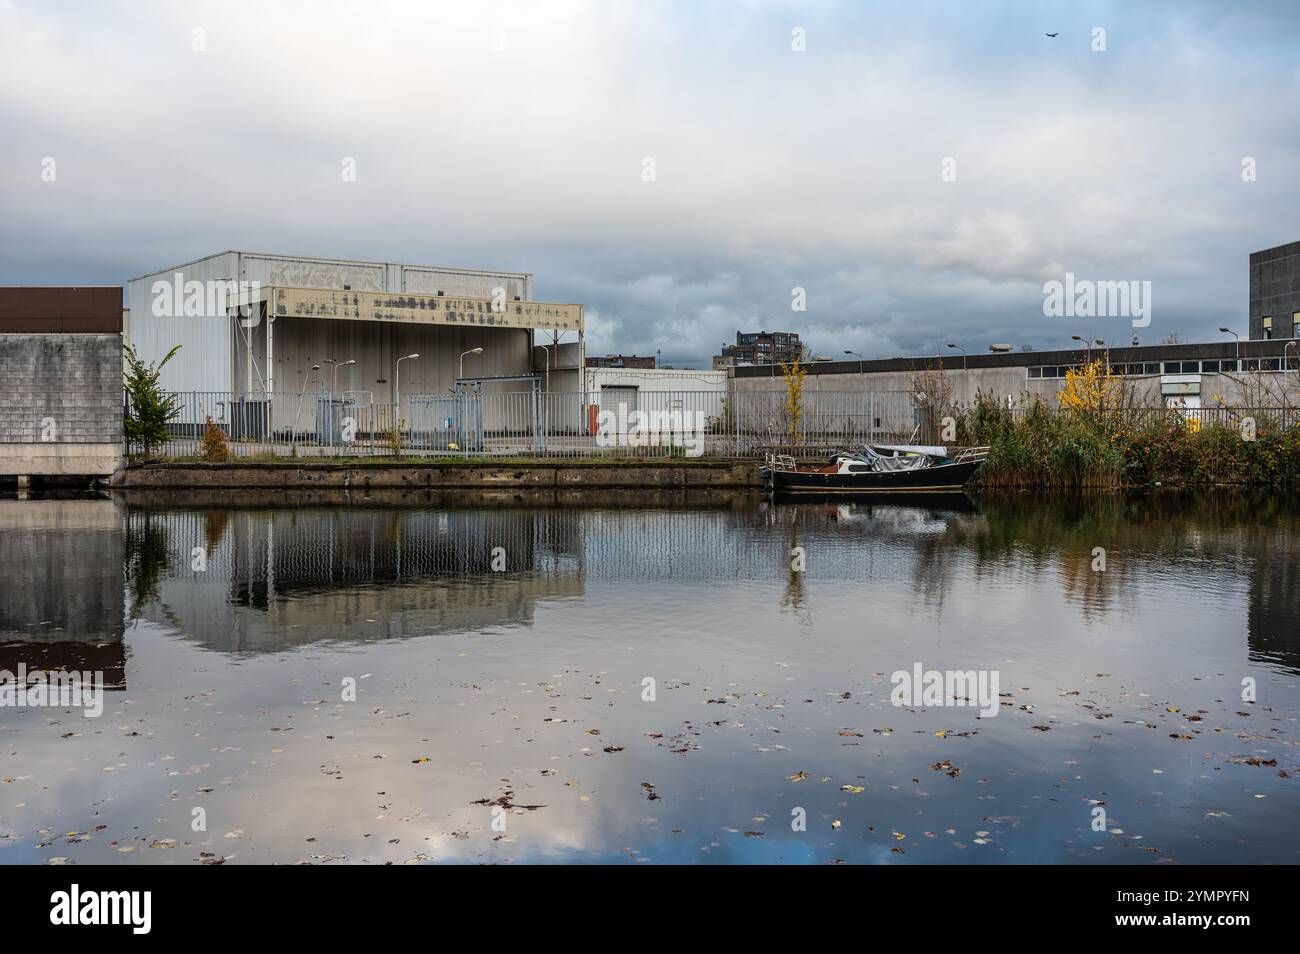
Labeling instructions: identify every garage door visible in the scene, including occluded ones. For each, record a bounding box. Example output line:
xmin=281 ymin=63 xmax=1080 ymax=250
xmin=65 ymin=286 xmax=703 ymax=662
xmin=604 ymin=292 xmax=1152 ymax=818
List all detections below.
xmin=599 ymin=386 xmax=639 ymax=418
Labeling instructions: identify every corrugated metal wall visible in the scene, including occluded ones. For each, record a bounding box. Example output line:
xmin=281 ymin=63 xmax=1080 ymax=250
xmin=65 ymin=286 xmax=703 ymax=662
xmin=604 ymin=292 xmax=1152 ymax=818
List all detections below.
xmin=126 ymin=251 xmax=238 ymax=393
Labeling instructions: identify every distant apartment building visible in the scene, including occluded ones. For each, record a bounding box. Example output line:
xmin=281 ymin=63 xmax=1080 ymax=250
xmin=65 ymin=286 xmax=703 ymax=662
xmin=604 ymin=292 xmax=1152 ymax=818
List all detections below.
xmin=585 ymin=353 xmax=656 ymax=369
xmin=1249 ymin=240 xmax=1300 ymax=340
xmin=714 ymin=330 xmax=802 ymax=368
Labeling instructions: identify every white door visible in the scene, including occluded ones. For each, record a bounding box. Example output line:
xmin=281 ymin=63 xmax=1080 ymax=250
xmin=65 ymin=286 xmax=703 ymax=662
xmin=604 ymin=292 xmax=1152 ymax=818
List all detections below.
xmin=1165 ymin=393 xmax=1201 ymax=426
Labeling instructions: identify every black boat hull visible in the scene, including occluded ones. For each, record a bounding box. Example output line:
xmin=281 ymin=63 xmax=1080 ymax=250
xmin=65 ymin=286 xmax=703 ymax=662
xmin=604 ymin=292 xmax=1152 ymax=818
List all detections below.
xmin=763 ymin=459 xmax=982 ymax=494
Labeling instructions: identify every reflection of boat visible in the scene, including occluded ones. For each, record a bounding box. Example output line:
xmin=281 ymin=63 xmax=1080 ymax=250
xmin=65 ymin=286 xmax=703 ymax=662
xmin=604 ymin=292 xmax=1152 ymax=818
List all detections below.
xmin=760 ymin=445 xmax=988 ymax=495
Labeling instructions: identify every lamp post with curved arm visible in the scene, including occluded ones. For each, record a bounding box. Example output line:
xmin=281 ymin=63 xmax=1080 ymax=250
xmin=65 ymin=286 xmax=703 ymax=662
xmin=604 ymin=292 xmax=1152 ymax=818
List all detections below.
xmin=1219 ymin=327 xmax=1240 ymax=370
xmin=395 ymin=353 xmax=419 ymax=439
xmin=946 ymin=342 xmax=967 ymax=372
xmin=292 ymin=364 xmax=321 ymax=444
xmin=459 ymin=347 xmax=484 ymax=384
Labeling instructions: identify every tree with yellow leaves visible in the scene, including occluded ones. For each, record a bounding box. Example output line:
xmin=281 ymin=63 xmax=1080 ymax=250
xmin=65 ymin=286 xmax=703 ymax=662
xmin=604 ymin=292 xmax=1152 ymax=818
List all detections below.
xmin=780 ymin=357 xmax=808 ymax=443
xmin=1057 ymin=357 xmax=1131 ymax=417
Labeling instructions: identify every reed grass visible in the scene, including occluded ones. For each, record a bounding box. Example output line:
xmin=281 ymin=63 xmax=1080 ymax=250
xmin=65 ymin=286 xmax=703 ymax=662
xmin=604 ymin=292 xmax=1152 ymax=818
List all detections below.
xmin=958 ymin=395 xmax=1300 ymax=490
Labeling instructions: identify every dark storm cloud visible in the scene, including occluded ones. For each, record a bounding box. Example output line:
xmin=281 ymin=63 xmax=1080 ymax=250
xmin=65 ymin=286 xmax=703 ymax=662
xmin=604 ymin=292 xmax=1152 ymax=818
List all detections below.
xmin=1 ymin=0 xmax=1297 ymax=365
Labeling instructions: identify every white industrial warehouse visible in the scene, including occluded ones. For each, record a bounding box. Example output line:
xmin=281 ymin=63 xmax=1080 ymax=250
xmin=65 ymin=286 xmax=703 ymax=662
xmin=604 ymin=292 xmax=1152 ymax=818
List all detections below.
xmin=125 ymin=250 xmax=586 ymax=442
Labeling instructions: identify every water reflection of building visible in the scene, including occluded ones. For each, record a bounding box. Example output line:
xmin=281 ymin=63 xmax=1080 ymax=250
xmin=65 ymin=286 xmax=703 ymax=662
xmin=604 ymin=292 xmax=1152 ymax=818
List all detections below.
xmin=0 ymin=497 xmax=127 ymax=686
xmin=579 ymin=504 xmax=964 ymax=584
xmin=1247 ymin=525 xmax=1300 ymax=674
xmin=132 ymin=507 xmax=587 ymax=652
xmin=128 ymin=502 xmax=976 ymax=652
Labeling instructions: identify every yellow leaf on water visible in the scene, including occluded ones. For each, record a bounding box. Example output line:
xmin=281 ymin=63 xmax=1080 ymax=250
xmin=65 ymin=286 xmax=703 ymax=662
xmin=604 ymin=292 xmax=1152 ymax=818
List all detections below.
xmin=786 ymin=770 xmax=806 ymax=782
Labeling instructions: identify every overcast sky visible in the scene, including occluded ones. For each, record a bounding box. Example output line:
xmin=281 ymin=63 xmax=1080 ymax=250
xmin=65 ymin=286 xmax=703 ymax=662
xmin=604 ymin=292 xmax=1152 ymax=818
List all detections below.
xmin=2 ymin=0 xmax=1298 ymax=365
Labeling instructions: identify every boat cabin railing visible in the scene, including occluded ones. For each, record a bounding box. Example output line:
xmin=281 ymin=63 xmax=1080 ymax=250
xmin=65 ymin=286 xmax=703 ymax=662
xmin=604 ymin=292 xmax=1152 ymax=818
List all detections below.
xmin=951 ymin=445 xmax=991 ymax=463
xmin=763 ymin=452 xmax=798 ymax=472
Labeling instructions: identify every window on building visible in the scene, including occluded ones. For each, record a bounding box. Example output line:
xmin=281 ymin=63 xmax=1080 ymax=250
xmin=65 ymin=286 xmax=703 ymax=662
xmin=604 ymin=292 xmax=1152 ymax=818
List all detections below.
xmin=1262 ymin=316 xmax=1273 ymax=339
xmin=1293 ymin=312 xmax=1300 ymax=337
xmin=1028 ymin=367 xmax=1042 ymax=379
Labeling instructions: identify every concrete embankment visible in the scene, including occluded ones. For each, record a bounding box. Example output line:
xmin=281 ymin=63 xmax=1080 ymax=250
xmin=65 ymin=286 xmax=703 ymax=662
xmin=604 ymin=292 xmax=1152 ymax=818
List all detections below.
xmin=111 ymin=459 xmax=763 ymax=491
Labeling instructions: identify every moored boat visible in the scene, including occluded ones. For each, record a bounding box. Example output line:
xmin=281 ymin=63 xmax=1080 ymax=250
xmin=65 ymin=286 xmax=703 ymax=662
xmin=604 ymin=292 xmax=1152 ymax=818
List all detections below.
xmin=760 ymin=445 xmax=988 ymax=494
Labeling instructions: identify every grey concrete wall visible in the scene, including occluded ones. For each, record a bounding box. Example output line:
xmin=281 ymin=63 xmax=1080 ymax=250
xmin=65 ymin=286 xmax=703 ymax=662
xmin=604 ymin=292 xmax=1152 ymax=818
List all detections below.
xmin=0 ymin=497 xmax=125 ymax=642
xmin=0 ymin=333 xmax=124 ymax=476
xmin=114 ymin=460 xmax=760 ymax=489
xmin=730 ymin=365 xmax=1297 ymax=409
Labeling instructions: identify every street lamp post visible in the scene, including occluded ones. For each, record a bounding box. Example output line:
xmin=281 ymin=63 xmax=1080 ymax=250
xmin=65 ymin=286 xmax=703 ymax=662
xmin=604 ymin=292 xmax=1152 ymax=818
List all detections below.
xmin=1285 ymin=340 xmax=1298 ymax=373
xmin=459 ymin=347 xmax=484 ymax=384
xmin=843 ymin=350 xmax=863 ymax=375
xmin=1071 ymin=334 xmax=1092 ymax=364
xmin=1218 ymin=327 xmax=1240 ymax=370
xmin=395 ymin=353 xmax=419 ymax=434
xmin=946 ymin=342 xmax=967 ymax=372
xmin=330 ymin=358 xmax=357 ymax=397
xmin=292 ymin=364 xmax=321 ymax=443
xmin=322 ymin=358 xmax=356 ymax=448
xmin=534 ymin=345 xmax=550 ymax=392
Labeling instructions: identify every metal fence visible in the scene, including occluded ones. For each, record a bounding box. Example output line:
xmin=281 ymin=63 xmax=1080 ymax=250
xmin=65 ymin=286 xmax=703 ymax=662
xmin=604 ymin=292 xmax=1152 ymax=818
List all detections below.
xmin=126 ymin=388 xmax=924 ymax=459
xmin=938 ymin=403 xmax=1300 ymax=437
xmin=125 ymin=388 xmax=1300 ymax=459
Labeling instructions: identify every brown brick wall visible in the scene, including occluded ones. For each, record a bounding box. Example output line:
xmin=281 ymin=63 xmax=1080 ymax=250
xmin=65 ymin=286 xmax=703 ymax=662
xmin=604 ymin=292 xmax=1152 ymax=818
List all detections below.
xmin=0 ymin=286 xmax=123 ymax=333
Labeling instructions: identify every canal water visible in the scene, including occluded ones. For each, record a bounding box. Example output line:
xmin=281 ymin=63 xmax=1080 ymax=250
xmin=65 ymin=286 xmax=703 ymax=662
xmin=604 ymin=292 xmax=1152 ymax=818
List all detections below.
xmin=1 ymin=490 xmax=1296 ymax=864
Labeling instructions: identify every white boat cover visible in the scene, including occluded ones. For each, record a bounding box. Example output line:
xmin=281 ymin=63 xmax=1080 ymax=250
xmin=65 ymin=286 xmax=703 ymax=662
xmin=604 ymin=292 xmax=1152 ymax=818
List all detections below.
xmin=872 ymin=444 xmax=948 ymax=457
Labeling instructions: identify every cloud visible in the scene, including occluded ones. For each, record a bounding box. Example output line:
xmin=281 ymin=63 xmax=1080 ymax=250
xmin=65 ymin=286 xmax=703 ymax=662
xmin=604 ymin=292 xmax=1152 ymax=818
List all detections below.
xmin=1 ymin=0 xmax=1297 ymax=365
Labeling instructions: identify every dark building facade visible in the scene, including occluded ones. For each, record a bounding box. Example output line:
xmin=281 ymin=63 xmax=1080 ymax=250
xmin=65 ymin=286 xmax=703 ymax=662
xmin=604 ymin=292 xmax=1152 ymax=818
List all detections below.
xmin=715 ymin=330 xmax=802 ymax=367
xmin=1249 ymin=240 xmax=1300 ymax=341
xmin=585 ymin=354 xmax=656 ymax=369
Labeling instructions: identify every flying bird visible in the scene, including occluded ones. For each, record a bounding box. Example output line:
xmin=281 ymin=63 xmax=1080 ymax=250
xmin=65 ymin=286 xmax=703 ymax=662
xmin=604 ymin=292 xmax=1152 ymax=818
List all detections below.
xmin=1045 ymin=32 xmax=1058 ymax=37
